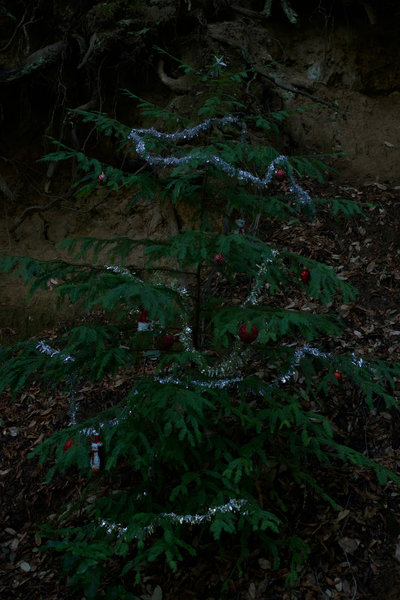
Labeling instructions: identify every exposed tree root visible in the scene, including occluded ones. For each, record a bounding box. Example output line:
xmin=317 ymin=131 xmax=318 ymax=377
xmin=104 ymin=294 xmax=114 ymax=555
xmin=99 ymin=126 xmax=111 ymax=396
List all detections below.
xmin=208 ymin=30 xmax=346 ymax=117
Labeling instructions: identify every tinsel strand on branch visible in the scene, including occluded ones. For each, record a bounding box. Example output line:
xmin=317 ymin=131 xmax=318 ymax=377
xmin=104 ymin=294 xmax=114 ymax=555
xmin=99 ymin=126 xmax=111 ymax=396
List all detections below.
xmin=277 ymin=345 xmax=366 ymax=384
xmin=155 ymin=374 xmax=244 ymax=388
xmin=128 ymin=117 xmax=314 ymax=209
xmin=99 ymin=498 xmax=249 ymax=537
xmin=35 ymin=339 xmax=366 ymax=422
xmin=36 ymin=340 xmax=75 ymax=363
xmin=242 ymin=251 xmax=279 ymax=307
xmin=36 ymin=341 xmax=78 ymax=425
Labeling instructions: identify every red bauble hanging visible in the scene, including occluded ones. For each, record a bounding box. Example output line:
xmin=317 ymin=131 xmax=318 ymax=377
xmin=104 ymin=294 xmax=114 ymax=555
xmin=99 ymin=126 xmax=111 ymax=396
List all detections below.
xmin=214 ymin=253 xmax=226 ymax=266
xmin=300 ymin=268 xmax=311 ymax=284
xmin=333 ymin=371 xmax=343 ymax=383
xmin=90 ymin=434 xmax=104 ymax=472
xmin=275 ymin=168 xmax=286 ymax=182
xmin=63 ymin=438 xmax=74 ymax=452
xmin=159 ymin=333 xmax=175 ymax=351
xmin=97 ymin=172 xmax=106 ymax=185
xmin=238 ymin=323 xmax=259 ymax=344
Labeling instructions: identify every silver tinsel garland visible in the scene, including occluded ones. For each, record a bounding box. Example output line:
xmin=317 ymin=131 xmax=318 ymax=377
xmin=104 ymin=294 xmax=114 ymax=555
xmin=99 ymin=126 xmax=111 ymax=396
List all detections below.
xmin=277 ymin=345 xmax=366 ymax=384
xmin=278 ymin=345 xmax=333 ymax=384
xmin=35 ymin=341 xmax=78 ymax=425
xmin=128 ymin=117 xmax=313 ymax=208
xmin=242 ymin=251 xmax=279 ymax=307
xmin=36 ymin=340 xmax=74 ymax=363
xmin=202 ymin=344 xmax=250 ymax=379
xmin=129 ymin=116 xmax=238 ymax=145
xmin=155 ymin=374 xmax=243 ymax=389
xmin=35 ymin=338 xmax=365 ymax=418
xmin=176 ymin=287 xmax=196 ymax=353
xmin=99 ymin=498 xmax=248 ymax=537
xmin=104 ymin=264 xmax=133 ymax=276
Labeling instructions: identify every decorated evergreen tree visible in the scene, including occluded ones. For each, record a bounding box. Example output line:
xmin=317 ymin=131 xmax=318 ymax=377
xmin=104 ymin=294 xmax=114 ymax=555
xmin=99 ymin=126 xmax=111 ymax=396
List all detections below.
xmin=0 ymin=58 xmax=399 ymax=598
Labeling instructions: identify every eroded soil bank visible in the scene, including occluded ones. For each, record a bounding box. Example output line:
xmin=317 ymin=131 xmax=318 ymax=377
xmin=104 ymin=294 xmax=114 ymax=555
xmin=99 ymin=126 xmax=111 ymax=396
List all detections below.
xmin=2 ymin=1 xmax=400 ymax=335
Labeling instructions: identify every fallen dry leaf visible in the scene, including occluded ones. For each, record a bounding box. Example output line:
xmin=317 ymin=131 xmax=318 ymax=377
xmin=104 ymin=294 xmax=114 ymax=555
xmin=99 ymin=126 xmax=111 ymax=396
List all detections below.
xmin=338 ymin=537 xmax=360 ymax=554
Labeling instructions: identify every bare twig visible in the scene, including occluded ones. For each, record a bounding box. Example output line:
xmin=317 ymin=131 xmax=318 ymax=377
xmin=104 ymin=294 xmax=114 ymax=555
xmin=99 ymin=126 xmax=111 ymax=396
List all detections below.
xmin=24 ymin=256 xmax=196 ymax=278
xmin=231 ymin=5 xmax=269 ymax=19
xmin=362 ymin=2 xmax=376 ymax=24
xmin=0 ymin=173 xmax=15 ymax=203
xmin=343 ymin=551 xmax=358 ymax=600
xmin=10 ymin=198 xmax=62 ymax=233
xmin=249 ymin=212 xmax=261 ymax=236
xmin=62 ymin=189 xmax=114 ymax=213
xmin=2 ymin=199 xmax=11 ymax=251
xmin=0 ymin=9 xmax=27 ymax=52
xmin=77 ymin=33 xmax=99 ymax=70
xmin=3 ymin=41 xmax=67 ymax=82
xmin=233 ymin=1 xmax=298 ymax=23
xmin=255 ymin=66 xmax=346 ymax=117
xmin=281 ymin=0 xmax=298 ymax=23
xmin=10 ymin=188 xmax=76 ymax=233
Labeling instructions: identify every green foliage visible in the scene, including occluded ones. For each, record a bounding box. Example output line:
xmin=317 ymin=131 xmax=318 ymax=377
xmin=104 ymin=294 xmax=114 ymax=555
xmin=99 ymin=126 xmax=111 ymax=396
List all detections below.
xmin=1 ymin=58 xmax=400 ymax=598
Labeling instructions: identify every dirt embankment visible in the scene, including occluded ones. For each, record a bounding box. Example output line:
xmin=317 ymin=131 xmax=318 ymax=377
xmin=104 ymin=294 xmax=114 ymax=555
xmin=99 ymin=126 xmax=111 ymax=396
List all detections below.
xmin=1 ymin=0 xmax=400 ymax=337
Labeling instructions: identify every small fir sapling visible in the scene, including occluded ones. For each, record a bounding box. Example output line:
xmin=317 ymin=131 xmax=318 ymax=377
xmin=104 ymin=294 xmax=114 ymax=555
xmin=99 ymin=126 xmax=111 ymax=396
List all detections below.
xmin=0 ymin=57 xmax=399 ymax=597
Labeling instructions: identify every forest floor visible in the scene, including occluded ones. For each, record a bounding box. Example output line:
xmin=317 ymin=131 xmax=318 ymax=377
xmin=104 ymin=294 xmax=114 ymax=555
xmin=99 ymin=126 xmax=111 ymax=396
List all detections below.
xmin=1 ymin=177 xmax=400 ymax=600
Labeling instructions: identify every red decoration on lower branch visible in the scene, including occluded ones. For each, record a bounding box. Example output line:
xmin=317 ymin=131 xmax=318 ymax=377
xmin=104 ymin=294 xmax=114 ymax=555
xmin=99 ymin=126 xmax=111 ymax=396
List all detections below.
xmin=90 ymin=434 xmax=104 ymax=472
xmin=275 ymin=168 xmax=286 ymax=182
xmin=300 ymin=268 xmax=310 ymax=284
xmin=214 ymin=254 xmax=226 ymax=266
xmin=333 ymin=371 xmax=343 ymax=383
xmin=97 ymin=172 xmax=106 ymax=185
xmin=238 ymin=324 xmax=259 ymax=344
xmin=63 ymin=438 xmax=74 ymax=452
xmin=159 ymin=333 xmax=175 ymax=351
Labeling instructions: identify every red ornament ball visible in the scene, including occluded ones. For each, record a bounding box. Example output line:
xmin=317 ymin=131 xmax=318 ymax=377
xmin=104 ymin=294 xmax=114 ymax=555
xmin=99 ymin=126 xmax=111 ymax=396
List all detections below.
xmin=214 ymin=253 xmax=226 ymax=266
xmin=63 ymin=438 xmax=74 ymax=452
xmin=300 ymin=268 xmax=311 ymax=284
xmin=159 ymin=333 xmax=175 ymax=351
xmin=275 ymin=168 xmax=286 ymax=182
xmin=333 ymin=371 xmax=343 ymax=383
xmin=97 ymin=172 xmax=106 ymax=185
xmin=238 ymin=323 xmax=259 ymax=344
